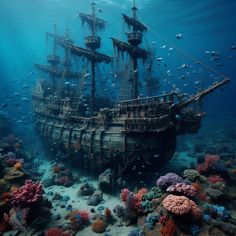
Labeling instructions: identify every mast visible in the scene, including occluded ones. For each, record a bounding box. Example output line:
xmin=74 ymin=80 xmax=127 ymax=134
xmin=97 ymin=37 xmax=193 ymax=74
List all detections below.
xmin=78 ymin=2 xmax=112 ymax=112
xmin=47 ymin=24 xmax=60 ymax=90
xmin=35 ymin=27 xmax=81 ymax=82
xmin=111 ymin=1 xmax=149 ymax=99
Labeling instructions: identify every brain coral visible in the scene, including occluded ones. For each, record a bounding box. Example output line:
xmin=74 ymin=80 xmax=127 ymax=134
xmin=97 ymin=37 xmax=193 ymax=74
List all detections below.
xmin=162 ymin=194 xmax=201 ymax=219
xmin=91 ymin=219 xmax=106 ymax=233
xmin=183 ymin=169 xmax=200 ymax=181
xmin=157 ymin=173 xmax=183 ymax=189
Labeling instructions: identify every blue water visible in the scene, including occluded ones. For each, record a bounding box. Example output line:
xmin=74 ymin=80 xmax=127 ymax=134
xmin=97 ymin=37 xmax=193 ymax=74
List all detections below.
xmin=0 ymin=0 xmax=236 ymax=138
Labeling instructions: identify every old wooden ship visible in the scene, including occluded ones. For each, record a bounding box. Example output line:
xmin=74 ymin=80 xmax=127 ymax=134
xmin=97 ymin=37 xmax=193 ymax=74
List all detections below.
xmin=32 ymin=2 xmax=229 ymax=177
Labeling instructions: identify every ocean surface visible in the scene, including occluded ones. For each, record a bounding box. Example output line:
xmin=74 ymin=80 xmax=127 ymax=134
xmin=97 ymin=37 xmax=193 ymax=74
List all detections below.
xmin=0 ymin=1 xmax=236 ymax=235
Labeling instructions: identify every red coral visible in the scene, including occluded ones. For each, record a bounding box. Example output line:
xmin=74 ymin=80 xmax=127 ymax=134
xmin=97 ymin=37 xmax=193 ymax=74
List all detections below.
xmin=196 ymin=154 xmax=219 ymax=174
xmin=205 ymin=154 xmax=219 ymax=170
xmin=120 ymin=188 xmax=130 ymax=202
xmin=105 ymin=208 xmax=112 ymax=220
xmin=69 ymin=210 xmax=89 ymax=229
xmin=11 ymin=180 xmax=43 ymax=205
xmin=120 ymin=188 xmax=144 ymax=213
xmin=208 ymin=175 xmax=224 ymax=183
xmin=160 ymin=218 xmax=176 ymax=236
xmin=46 ymin=228 xmax=71 ymax=236
xmin=159 ymin=215 xmax=169 ymax=225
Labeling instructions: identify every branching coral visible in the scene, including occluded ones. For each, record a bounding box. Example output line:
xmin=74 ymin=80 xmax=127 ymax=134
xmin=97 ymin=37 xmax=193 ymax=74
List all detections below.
xmin=207 ymin=175 xmax=224 ymax=184
xmin=11 ymin=180 xmax=43 ymax=205
xmin=69 ymin=210 xmax=89 ymax=229
xmin=197 ymin=154 xmax=220 ymax=174
xmin=160 ymin=218 xmax=176 ymax=236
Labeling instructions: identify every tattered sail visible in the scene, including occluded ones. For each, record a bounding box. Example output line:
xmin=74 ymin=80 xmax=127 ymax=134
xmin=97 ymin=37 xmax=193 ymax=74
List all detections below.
xmin=122 ymin=14 xmax=147 ymax=32
xmin=79 ymin=13 xmax=106 ymax=30
xmin=34 ymin=64 xmax=81 ymax=79
xmin=111 ymin=38 xmax=149 ymax=59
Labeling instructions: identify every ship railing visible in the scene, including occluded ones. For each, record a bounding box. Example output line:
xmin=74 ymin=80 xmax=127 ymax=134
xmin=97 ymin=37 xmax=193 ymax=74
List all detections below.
xmin=124 ymin=115 xmax=171 ymax=132
xmin=118 ymin=93 xmax=178 ymax=109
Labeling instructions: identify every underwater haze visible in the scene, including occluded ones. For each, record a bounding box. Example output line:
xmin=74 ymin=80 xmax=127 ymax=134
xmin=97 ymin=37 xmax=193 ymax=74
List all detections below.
xmin=0 ymin=0 xmax=236 ymax=235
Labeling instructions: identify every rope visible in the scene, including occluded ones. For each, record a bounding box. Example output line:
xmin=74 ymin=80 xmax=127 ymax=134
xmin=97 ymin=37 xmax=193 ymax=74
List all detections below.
xmin=144 ymin=24 xmax=230 ymax=80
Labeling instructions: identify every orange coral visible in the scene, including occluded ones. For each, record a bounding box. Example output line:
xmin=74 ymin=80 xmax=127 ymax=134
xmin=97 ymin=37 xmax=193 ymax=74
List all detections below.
xmin=135 ymin=188 xmax=148 ymax=201
xmin=14 ymin=162 xmax=22 ymax=170
xmin=160 ymin=218 xmax=176 ymax=236
xmin=92 ymin=220 xmax=106 ymax=233
xmin=1 ymin=192 xmax=11 ymax=202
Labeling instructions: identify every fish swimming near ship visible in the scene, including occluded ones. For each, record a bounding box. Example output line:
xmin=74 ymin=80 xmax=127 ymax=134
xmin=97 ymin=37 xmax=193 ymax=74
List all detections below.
xmin=32 ymin=2 xmax=230 ymax=179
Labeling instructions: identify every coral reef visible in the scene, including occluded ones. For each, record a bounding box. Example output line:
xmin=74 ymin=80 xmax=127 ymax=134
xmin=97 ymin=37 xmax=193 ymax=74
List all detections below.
xmin=69 ymin=210 xmax=90 ymax=229
xmin=162 ymin=194 xmax=201 ymax=219
xmin=11 ymin=179 xmax=43 ymax=205
xmin=183 ymin=169 xmax=200 ymax=181
xmin=157 ymin=173 xmax=183 ymax=189
xmin=166 ymin=182 xmax=197 ymax=198
xmin=91 ymin=219 xmax=106 ymax=233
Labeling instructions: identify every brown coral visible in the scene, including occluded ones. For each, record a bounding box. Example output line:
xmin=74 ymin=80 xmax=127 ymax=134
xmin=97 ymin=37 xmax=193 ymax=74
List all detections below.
xmin=91 ymin=219 xmax=106 ymax=233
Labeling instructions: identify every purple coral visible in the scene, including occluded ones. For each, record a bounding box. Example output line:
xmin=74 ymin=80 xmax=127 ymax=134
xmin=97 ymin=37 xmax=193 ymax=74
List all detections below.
xmin=157 ymin=173 xmax=183 ymax=189
xmin=166 ymin=183 xmax=197 ymax=197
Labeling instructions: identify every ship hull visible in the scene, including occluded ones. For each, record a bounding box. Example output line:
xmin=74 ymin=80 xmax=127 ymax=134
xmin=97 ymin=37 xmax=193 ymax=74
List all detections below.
xmin=34 ymin=113 xmax=176 ymax=176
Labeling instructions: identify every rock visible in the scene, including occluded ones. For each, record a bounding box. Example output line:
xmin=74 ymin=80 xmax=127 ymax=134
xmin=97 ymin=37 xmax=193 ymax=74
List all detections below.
xmin=0 ymin=179 xmax=10 ymax=192
xmin=87 ymin=191 xmax=104 ymax=206
xmin=55 ymin=214 xmax=61 ymax=220
xmin=218 ymin=222 xmax=236 ymax=235
xmin=78 ymin=182 xmax=95 ymax=196
xmin=206 ymin=187 xmax=224 ymax=201
xmin=3 ymin=167 xmax=25 ymax=182
xmin=98 ymin=168 xmax=114 ymax=192
xmin=209 ymin=227 xmax=226 ymax=236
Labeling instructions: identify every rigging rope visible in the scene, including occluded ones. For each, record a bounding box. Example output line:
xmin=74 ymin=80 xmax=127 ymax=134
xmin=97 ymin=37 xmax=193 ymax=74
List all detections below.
xmin=144 ymin=24 xmax=230 ymax=81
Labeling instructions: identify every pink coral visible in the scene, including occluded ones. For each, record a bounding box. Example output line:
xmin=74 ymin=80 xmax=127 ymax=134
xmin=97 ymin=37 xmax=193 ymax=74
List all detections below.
xmin=207 ymin=175 xmax=224 ymax=183
xmin=120 ymin=188 xmax=143 ymax=213
xmin=162 ymin=194 xmax=201 ymax=218
xmin=11 ymin=180 xmax=43 ymax=205
xmin=120 ymin=188 xmax=130 ymax=202
xmin=166 ymin=183 xmax=197 ymax=197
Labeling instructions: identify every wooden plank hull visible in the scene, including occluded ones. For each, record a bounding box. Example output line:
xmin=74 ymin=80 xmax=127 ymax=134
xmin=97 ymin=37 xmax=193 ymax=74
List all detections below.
xmin=34 ymin=113 xmax=176 ymax=176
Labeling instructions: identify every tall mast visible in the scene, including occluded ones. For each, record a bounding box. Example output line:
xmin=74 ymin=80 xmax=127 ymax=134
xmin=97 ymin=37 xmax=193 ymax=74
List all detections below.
xmin=78 ymin=2 xmax=112 ymax=112
xmin=111 ymin=1 xmax=149 ymax=99
xmin=47 ymin=24 xmax=60 ymax=90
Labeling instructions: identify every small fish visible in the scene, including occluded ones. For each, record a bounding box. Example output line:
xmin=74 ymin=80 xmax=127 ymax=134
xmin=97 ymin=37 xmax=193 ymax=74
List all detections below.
xmin=230 ymin=45 xmax=236 ymax=50
xmin=168 ymin=47 xmax=173 ymax=51
xmin=83 ymin=73 xmax=90 ymax=78
xmin=1 ymin=103 xmax=8 ymax=108
xmin=161 ymin=45 xmax=166 ymax=49
xmin=176 ymin=33 xmax=182 ymax=39
xmin=194 ymin=81 xmax=200 ymax=84
xmin=157 ymin=57 xmax=163 ymax=61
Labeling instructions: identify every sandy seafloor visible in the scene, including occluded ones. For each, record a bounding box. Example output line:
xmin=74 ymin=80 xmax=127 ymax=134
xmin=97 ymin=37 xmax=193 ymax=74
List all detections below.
xmin=2 ymin=150 xmax=196 ymax=236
